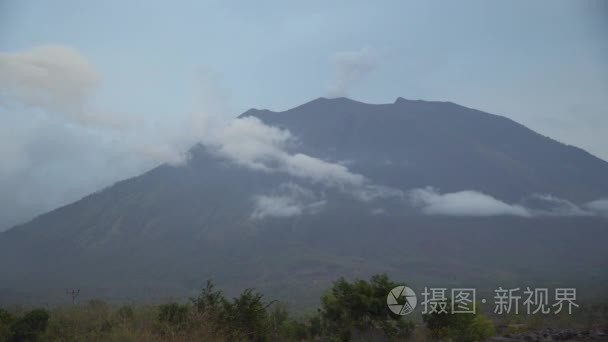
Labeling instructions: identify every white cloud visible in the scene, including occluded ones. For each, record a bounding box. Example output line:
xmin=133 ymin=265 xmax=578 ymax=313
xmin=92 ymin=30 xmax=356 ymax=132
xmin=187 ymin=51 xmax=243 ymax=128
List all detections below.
xmin=207 ymin=116 xmax=294 ymax=172
xmin=584 ymin=198 xmax=608 ymax=215
xmin=407 ymin=188 xmax=605 ymax=218
xmin=206 ymin=116 xmax=404 ymax=203
xmin=525 ymin=194 xmax=592 ymax=216
xmin=251 ymin=183 xmax=326 ymax=219
xmin=326 ymin=46 xmax=382 ymax=98
xmin=285 ymin=153 xmax=366 ymax=187
xmin=209 ymin=117 xmax=359 ymax=186
xmin=409 ymin=187 xmax=531 ymax=217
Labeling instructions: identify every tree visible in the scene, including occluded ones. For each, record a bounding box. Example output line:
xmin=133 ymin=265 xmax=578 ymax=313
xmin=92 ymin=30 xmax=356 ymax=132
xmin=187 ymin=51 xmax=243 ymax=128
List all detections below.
xmin=268 ymin=303 xmax=309 ymax=341
xmin=320 ymin=274 xmax=414 ymax=341
xmin=222 ymin=288 xmax=271 ymax=341
xmin=190 ymin=280 xmax=272 ymax=341
xmin=191 ymin=279 xmax=224 ymax=316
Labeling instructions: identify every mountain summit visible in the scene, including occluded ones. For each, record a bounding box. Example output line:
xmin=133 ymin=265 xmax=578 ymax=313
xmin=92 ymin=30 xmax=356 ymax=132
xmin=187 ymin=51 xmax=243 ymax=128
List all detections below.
xmin=1 ymin=97 xmax=607 ymax=306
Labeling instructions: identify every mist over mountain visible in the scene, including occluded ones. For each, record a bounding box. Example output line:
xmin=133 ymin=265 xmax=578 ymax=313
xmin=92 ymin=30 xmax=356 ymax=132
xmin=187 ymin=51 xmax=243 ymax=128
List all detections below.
xmin=1 ymin=97 xmax=607 ymax=307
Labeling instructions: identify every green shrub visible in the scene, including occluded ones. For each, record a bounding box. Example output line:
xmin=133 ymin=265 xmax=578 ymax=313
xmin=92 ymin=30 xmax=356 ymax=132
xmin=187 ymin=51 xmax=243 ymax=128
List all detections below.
xmin=117 ymin=305 xmax=135 ymax=322
xmin=9 ymin=309 xmax=50 ymax=342
xmin=319 ymin=274 xmax=415 ymax=341
xmin=0 ymin=308 xmax=15 ymax=341
xmin=422 ymin=301 xmax=495 ymax=342
xmin=158 ymin=302 xmax=190 ymax=328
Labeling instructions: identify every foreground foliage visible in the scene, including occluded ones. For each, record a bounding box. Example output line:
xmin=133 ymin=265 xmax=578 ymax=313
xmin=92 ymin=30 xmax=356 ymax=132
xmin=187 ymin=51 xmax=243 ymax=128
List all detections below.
xmin=320 ymin=274 xmax=415 ymax=341
xmin=0 ymin=274 xmax=496 ymax=341
xmin=422 ymin=300 xmax=495 ymax=342
xmin=0 ymin=308 xmax=50 ymax=342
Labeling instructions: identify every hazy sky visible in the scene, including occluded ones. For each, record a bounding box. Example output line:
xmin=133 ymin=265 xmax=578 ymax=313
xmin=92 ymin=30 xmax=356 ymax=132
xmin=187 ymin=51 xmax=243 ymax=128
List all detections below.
xmin=0 ymin=0 xmax=607 ymax=229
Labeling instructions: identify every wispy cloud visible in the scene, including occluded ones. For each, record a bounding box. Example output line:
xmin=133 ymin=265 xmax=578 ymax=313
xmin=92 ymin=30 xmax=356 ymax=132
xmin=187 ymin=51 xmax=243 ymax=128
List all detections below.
xmin=326 ymin=46 xmax=382 ymax=98
xmin=0 ymin=45 xmax=222 ymax=229
xmin=523 ymin=194 xmax=592 ymax=217
xmin=251 ymin=183 xmax=326 ymax=219
xmin=0 ymin=45 xmax=130 ymax=129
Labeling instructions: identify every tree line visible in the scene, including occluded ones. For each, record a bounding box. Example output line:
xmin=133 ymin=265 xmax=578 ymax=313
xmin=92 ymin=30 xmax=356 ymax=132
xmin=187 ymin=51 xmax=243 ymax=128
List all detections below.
xmin=0 ymin=274 xmax=496 ymax=341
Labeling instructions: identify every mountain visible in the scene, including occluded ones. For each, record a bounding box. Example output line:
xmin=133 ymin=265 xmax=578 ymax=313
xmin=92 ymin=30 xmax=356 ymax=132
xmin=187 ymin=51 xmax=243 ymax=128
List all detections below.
xmin=1 ymin=97 xmax=607 ymax=308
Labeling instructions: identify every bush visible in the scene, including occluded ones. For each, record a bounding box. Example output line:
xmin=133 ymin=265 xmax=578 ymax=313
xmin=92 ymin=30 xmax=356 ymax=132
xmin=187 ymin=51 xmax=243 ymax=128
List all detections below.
xmin=319 ymin=274 xmax=415 ymax=341
xmin=117 ymin=305 xmax=135 ymax=322
xmin=8 ymin=309 xmax=50 ymax=342
xmin=0 ymin=308 xmax=15 ymax=341
xmin=158 ymin=302 xmax=190 ymax=328
xmin=467 ymin=314 xmax=496 ymax=341
xmin=422 ymin=301 xmax=495 ymax=342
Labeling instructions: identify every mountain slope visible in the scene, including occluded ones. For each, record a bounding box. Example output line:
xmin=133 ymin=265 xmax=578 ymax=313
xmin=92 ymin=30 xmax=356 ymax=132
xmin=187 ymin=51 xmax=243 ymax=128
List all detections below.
xmin=1 ymin=97 xmax=607 ymax=307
